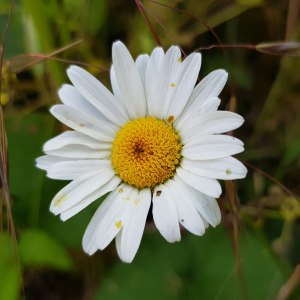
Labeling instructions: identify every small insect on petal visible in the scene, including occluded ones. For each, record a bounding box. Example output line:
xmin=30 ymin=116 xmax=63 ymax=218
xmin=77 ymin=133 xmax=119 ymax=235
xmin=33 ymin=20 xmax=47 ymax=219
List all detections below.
xmin=156 ymin=190 xmax=162 ymax=197
xmin=226 ymin=169 xmax=232 ymax=175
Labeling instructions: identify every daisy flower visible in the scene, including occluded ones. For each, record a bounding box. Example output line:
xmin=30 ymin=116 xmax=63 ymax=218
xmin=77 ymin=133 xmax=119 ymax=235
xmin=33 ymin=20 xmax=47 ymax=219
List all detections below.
xmin=36 ymin=41 xmax=247 ymax=263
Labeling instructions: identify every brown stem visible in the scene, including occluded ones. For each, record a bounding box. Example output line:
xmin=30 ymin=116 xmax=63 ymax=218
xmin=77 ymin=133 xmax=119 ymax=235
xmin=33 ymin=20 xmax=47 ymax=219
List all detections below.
xmin=194 ymin=44 xmax=256 ymax=51
xmin=239 ymin=159 xmax=299 ymax=201
xmin=143 ymin=0 xmax=236 ymax=96
xmin=12 ymin=54 xmax=110 ymax=72
xmin=140 ymin=3 xmax=186 ymax=57
xmin=135 ymin=0 xmax=162 ymax=47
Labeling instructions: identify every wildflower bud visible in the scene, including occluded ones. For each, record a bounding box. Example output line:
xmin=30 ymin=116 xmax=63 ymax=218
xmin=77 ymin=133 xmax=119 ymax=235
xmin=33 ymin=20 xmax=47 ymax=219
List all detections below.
xmin=255 ymin=42 xmax=300 ymax=57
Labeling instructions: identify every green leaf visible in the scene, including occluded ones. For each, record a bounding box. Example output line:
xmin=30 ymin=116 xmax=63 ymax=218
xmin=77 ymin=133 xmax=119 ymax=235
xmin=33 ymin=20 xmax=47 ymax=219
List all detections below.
xmin=94 ymin=226 xmax=286 ymax=300
xmin=240 ymin=233 xmax=286 ymax=300
xmin=0 ymin=234 xmax=21 ymax=300
xmin=0 ymin=6 xmax=26 ymax=59
xmin=18 ymin=229 xmax=74 ymax=271
xmin=282 ymin=137 xmax=300 ymax=166
xmin=5 ymin=113 xmax=55 ymax=228
xmin=21 ymin=0 xmax=65 ymax=85
xmin=236 ymin=0 xmax=265 ymax=6
xmin=82 ymin=0 xmax=108 ymax=35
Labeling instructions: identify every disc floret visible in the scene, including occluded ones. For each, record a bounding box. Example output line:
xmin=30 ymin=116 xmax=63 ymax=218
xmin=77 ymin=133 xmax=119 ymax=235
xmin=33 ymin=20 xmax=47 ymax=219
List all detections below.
xmin=111 ymin=117 xmax=181 ymax=189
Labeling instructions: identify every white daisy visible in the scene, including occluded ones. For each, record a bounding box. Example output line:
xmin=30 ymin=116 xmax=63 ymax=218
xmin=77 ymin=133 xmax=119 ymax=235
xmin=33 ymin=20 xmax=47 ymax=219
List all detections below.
xmin=36 ymin=41 xmax=247 ymax=263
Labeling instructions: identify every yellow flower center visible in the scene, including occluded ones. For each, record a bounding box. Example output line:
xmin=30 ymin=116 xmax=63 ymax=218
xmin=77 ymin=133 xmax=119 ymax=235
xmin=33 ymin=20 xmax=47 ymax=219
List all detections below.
xmin=111 ymin=117 xmax=181 ymax=189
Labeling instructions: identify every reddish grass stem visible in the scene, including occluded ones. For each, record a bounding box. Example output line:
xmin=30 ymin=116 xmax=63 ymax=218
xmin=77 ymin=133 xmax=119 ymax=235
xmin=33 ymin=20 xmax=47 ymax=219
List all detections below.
xmin=0 ymin=0 xmax=15 ymax=93
xmin=194 ymin=44 xmax=256 ymax=51
xmin=13 ymin=54 xmax=110 ymax=72
xmin=135 ymin=0 xmax=162 ymax=47
xmin=240 ymin=159 xmax=299 ymax=201
xmin=140 ymin=3 xmax=187 ymax=57
xmin=0 ymin=0 xmax=14 ymax=224
xmin=143 ymin=0 xmax=236 ymax=95
xmin=0 ymin=0 xmax=24 ymax=297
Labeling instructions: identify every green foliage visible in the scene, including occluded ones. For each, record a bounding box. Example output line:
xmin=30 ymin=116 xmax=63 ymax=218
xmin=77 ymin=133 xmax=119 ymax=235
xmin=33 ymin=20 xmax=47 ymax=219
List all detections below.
xmin=94 ymin=228 xmax=285 ymax=300
xmin=0 ymin=235 xmax=21 ymax=300
xmin=18 ymin=229 xmax=74 ymax=270
xmin=236 ymin=0 xmax=265 ymax=6
xmin=82 ymin=0 xmax=108 ymax=35
xmin=6 ymin=113 xmax=55 ymax=228
xmin=282 ymin=137 xmax=300 ymax=166
xmin=0 ymin=230 xmax=73 ymax=299
xmin=1 ymin=0 xmax=299 ymax=299
xmin=0 ymin=3 xmax=26 ymax=59
xmin=21 ymin=0 xmax=65 ymax=84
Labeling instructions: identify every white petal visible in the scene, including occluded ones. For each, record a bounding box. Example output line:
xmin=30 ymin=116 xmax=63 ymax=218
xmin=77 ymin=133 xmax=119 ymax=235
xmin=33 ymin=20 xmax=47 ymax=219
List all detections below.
xmin=67 ymin=66 xmax=129 ymax=127
xmin=164 ymin=179 xmax=205 ymax=236
xmin=45 ymin=144 xmax=111 ymax=159
xmin=112 ymin=41 xmax=147 ymax=119
xmin=110 ymin=65 xmax=125 ymax=106
xmin=36 ymin=155 xmax=78 ymax=171
xmin=152 ymin=184 xmax=181 ymax=243
xmin=181 ymin=135 xmax=244 ymax=160
xmin=145 ymin=47 xmax=164 ymax=116
xmin=175 ymin=70 xmax=228 ymax=128
xmin=165 ymin=53 xmax=202 ymax=123
xmin=47 ymin=159 xmax=113 ymax=180
xmin=179 ymin=111 xmax=244 ymax=145
xmin=149 ymin=46 xmax=181 ymax=119
xmin=199 ymin=97 xmax=221 ymax=114
xmin=82 ymin=183 xmax=133 ymax=255
xmin=50 ymin=169 xmax=115 ymax=215
xmin=43 ymin=131 xmax=112 ymax=152
xmin=174 ymin=173 xmax=221 ymax=227
xmin=119 ymin=188 xmax=151 ymax=263
xmin=95 ymin=184 xmax=139 ymax=250
xmin=181 ymin=156 xmax=248 ymax=180
xmin=199 ymin=214 xmax=210 ymax=229
xmin=115 ymin=228 xmax=124 ymax=261
xmin=58 ymin=84 xmax=119 ymax=132
xmin=176 ymin=166 xmax=222 ymax=198
xmin=50 ymin=105 xmax=116 ymax=142
xmin=135 ymin=54 xmax=149 ymax=91
xmin=61 ymin=175 xmax=121 ymax=221
xmin=174 ymin=97 xmax=221 ymax=131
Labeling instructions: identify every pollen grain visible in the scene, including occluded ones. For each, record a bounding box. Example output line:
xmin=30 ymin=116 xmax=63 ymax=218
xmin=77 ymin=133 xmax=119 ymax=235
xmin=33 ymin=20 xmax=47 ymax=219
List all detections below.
xmin=111 ymin=117 xmax=181 ymax=189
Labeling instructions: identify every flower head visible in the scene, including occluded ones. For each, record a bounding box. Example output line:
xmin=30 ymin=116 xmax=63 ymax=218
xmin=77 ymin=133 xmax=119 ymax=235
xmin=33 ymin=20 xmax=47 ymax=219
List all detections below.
xmin=36 ymin=41 xmax=247 ymax=263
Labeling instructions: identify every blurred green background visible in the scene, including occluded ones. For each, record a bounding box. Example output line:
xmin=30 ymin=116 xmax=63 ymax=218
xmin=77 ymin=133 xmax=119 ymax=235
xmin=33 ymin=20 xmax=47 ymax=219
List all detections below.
xmin=1 ymin=0 xmax=300 ymax=299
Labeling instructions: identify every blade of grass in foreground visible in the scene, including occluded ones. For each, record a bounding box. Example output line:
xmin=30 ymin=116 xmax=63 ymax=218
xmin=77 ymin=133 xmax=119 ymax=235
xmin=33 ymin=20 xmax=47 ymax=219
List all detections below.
xmin=0 ymin=0 xmax=23 ymax=296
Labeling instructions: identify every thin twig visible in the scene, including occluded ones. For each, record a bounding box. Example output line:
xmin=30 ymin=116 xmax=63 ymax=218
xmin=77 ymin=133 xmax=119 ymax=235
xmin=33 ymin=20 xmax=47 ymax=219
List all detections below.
xmin=12 ymin=54 xmax=110 ymax=72
xmin=135 ymin=0 xmax=162 ymax=47
xmin=194 ymin=44 xmax=256 ymax=51
xmin=0 ymin=0 xmax=14 ymax=225
xmin=143 ymin=0 xmax=236 ymax=95
xmin=240 ymin=159 xmax=299 ymax=201
xmin=0 ymin=0 xmax=15 ymax=91
xmin=0 ymin=0 xmax=24 ymax=297
xmin=140 ymin=3 xmax=186 ymax=57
